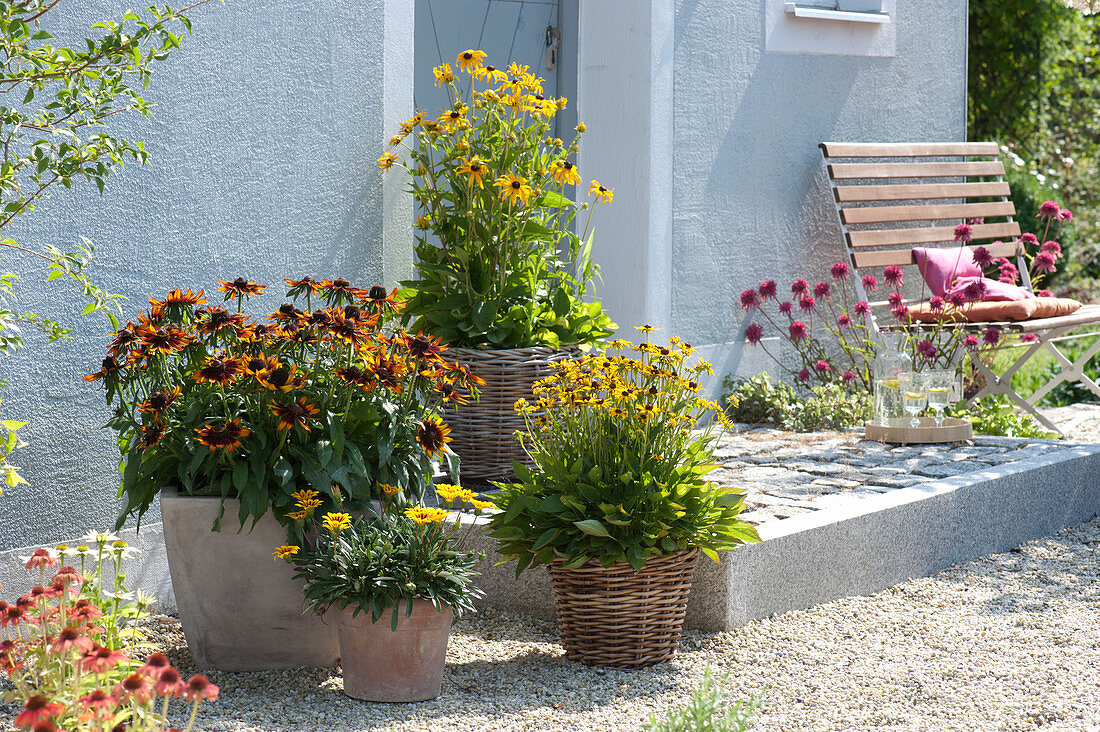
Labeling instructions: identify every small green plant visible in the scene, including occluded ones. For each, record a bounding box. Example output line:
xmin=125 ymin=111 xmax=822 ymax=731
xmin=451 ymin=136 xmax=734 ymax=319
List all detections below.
xmin=645 ymin=667 xmax=763 ymax=732
xmin=948 ymin=397 xmax=1060 ymax=439
xmin=721 ymin=373 xmax=794 ymax=426
xmin=782 ymin=384 xmax=872 ymax=433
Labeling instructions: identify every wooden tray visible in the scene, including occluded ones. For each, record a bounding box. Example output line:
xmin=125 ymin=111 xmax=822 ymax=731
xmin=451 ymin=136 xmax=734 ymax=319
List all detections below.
xmin=864 ymin=417 xmax=972 ymax=444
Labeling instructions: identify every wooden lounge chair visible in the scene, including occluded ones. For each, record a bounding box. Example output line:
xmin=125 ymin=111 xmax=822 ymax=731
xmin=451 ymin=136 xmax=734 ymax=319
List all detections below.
xmin=820 ymin=141 xmax=1100 ymax=434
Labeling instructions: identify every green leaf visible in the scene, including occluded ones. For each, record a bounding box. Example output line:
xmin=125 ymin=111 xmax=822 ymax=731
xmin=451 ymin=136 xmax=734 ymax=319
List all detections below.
xmin=573 ymin=519 xmax=611 ymax=538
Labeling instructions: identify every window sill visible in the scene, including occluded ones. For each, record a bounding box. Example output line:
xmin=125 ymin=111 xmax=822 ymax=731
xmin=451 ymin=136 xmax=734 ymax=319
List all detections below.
xmin=783 ymin=3 xmax=892 ymax=24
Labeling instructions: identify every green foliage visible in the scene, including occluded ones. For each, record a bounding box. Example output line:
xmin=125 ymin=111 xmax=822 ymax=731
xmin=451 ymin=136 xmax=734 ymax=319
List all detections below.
xmin=722 ymin=372 xmax=794 ymax=426
xmin=488 ymin=335 xmax=760 ymax=574
xmin=645 ymin=667 xmax=763 ymax=732
xmin=721 ymin=373 xmax=870 ymax=433
xmin=293 ymin=513 xmax=482 ymax=630
xmin=948 ymin=397 xmax=1060 ymax=439
xmin=782 ymin=384 xmax=872 ymax=433
xmin=391 ymin=56 xmax=616 ymax=349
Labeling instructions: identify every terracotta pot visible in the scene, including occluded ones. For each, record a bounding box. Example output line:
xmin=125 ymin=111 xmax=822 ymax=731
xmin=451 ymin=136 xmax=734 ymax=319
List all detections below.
xmin=160 ymin=488 xmax=340 ymax=671
xmin=335 ymin=599 xmax=453 ymax=702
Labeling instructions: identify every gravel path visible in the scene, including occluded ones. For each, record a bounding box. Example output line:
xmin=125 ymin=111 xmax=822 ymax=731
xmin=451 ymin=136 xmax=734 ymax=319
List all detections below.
xmin=69 ymin=516 xmax=1094 ymax=732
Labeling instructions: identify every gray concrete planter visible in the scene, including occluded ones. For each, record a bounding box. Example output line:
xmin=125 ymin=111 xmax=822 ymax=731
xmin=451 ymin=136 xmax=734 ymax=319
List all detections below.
xmin=160 ymin=488 xmax=339 ymax=671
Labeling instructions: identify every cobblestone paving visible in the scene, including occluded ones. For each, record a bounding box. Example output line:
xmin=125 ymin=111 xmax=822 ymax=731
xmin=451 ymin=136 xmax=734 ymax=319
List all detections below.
xmin=713 ymin=427 xmax=1087 ymax=526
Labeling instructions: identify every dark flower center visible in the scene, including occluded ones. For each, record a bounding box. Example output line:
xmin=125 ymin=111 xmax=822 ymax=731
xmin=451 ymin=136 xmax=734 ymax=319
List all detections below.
xmin=102 ymin=357 xmax=119 ymax=372
xmin=511 ymin=181 xmax=521 ymax=189
xmin=450 ymin=111 xmax=460 ymax=119
xmin=149 ymin=392 xmax=169 ymax=410
xmin=248 ymin=358 xmax=266 ymax=372
xmin=233 ymin=277 xmax=248 ymax=287
xmin=269 ymin=368 xmax=289 ymax=387
xmin=344 ymin=305 xmax=361 ymax=320
xmin=470 ymin=163 xmax=481 ymax=172
xmin=368 ymin=285 xmax=387 ymax=300
xmin=333 ymin=278 xmax=351 ymax=288
xmin=208 ymin=309 xmax=230 ymax=326
xmin=463 ymin=52 xmax=472 ymax=60
xmin=563 ymin=162 xmax=573 ymax=170
xmin=279 ymin=303 xmax=298 ymax=316
xmin=486 ymin=65 xmax=496 ymax=72
xmin=26 ymin=695 xmax=48 ymax=711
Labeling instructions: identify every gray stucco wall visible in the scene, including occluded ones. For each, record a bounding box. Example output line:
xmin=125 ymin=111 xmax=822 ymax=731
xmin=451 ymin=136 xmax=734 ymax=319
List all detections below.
xmin=1 ymin=0 xmax=413 ymax=549
xmin=671 ymin=0 xmax=967 ymax=375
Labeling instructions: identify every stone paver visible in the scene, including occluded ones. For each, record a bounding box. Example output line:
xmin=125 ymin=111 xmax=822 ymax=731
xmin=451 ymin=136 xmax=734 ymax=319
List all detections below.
xmin=715 ymin=423 xmax=1095 ymax=527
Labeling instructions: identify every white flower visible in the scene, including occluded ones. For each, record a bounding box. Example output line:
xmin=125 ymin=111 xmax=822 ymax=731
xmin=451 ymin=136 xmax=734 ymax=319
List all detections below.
xmin=81 ymin=530 xmax=121 ymax=546
xmin=110 ymin=541 xmax=142 ymax=558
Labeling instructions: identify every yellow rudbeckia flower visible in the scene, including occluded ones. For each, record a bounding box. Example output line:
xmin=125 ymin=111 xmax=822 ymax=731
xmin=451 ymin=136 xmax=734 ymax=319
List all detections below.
xmin=552 ymin=161 xmax=580 ymax=187
xmin=588 ymin=179 xmax=613 ymax=204
xmin=433 ymin=63 xmax=455 ymax=87
xmin=457 ymin=157 xmax=487 ymax=189
xmin=456 ymin=49 xmax=487 ymax=73
xmin=494 ymin=174 xmax=533 ymax=206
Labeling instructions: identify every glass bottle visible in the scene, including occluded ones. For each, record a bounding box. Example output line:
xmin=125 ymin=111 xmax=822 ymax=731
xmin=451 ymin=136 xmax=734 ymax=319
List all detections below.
xmin=872 ymin=331 xmax=912 ymax=427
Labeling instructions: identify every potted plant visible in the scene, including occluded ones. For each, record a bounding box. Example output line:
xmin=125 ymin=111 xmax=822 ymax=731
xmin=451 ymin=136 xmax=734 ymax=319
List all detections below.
xmin=282 ymin=484 xmax=487 ymax=702
xmin=382 ymin=49 xmax=617 ymax=482
xmin=487 ymin=328 xmax=760 ymax=669
xmin=86 ymin=277 xmax=479 ymax=670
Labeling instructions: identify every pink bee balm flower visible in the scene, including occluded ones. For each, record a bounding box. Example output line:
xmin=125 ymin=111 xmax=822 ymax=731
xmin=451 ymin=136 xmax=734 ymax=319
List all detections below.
xmin=1033 ymin=251 xmax=1057 ymax=273
xmin=967 ymin=216 xmax=985 ymax=225
xmin=1019 ymin=233 xmax=1038 ymax=247
xmin=963 ymin=280 xmax=987 ymax=303
xmin=788 ymin=321 xmax=809 ymax=341
xmin=982 ymin=327 xmax=1001 ymax=346
xmin=739 ymin=288 xmax=761 ymax=310
xmin=1021 ymin=334 xmax=1039 ymax=343
xmin=998 ymin=262 xmax=1019 ymax=285
xmin=1038 ymin=200 xmax=1061 ymax=219
xmin=953 ymin=223 xmax=972 ymax=243
xmin=888 ymin=291 xmax=903 ymax=308
xmin=964 ymin=335 xmax=980 ymax=349
xmin=23 ymin=548 xmax=59 ymax=571
xmin=972 ymin=246 xmax=993 ymax=268
xmin=758 ymin=280 xmax=778 ymax=301
xmin=1038 ymin=289 xmax=1053 ymax=298
xmin=883 ymin=266 xmax=903 ymax=287
xmin=814 ymin=360 xmax=831 ymax=373
xmin=1060 ymin=208 xmax=1073 ymax=222
xmin=892 ymin=305 xmax=909 ymax=321
xmin=813 ymin=281 xmax=830 ymax=299
xmin=916 ymin=339 xmax=938 ymax=361
xmin=831 ymin=261 xmax=850 ymax=281
xmin=929 ymin=295 xmax=944 ymax=313
xmin=861 ymin=275 xmax=879 ymax=292
xmin=744 ymin=323 xmax=764 ymax=345
xmin=853 ymin=301 xmax=871 ymax=317
xmin=842 ymin=370 xmax=856 ymax=384
xmin=1040 ymin=240 xmax=1061 ymax=257
xmin=799 ymin=295 xmax=816 ymax=312
xmin=947 ymin=292 xmax=967 ymax=309
xmin=778 ymin=301 xmax=793 ymax=314
xmin=798 ymin=368 xmax=810 ymax=382
xmin=791 ymin=279 xmax=809 ymax=296
xmin=837 ymin=314 xmax=851 ymax=329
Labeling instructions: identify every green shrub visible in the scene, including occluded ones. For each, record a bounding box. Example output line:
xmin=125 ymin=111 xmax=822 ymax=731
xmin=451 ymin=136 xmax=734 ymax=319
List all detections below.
xmin=782 ymin=384 xmax=872 ymax=433
xmin=948 ymin=397 xmax=1060 ymax=439
xmin=721 ymin=373 xmax=794 ymax=426
xmin=645 ymin=667 xmax=762 ymax=732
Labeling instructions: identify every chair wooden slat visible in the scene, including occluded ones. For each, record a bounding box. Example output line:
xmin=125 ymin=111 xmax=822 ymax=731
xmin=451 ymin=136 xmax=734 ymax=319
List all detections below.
xmin=820 ymin=142 xmax=1002 ymax=158
xmin=850 ymin=241 xmax=1021 ymax=269
xmin=848 ymin=222 xmax=1021 ymax=248
xmin=828 ymin=161 xmax=1005 ymax=180
xmin=835 ymin=181 xmax=1011 ymax=202
xmin=841 ymin=201 xmax=1016 ymax=225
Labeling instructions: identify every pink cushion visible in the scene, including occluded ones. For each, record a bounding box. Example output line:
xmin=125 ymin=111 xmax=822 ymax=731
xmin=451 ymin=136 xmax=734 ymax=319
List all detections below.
xmin=944 ymin=276 xmax=1034 ymax=302
xmin=913 ymin=247 xmax=983 ymax=296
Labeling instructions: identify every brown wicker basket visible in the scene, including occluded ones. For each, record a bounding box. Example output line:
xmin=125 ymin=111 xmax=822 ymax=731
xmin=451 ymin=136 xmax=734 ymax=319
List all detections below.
xmin=548 ymin=549 xmax=698 ymax=669
xmin=445 ymin=346 xmax=578 ymax=482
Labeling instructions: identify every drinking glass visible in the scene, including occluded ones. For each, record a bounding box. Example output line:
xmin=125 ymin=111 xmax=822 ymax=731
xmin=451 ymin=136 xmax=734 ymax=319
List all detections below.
xmin=899 ymin=373 xmax=928 ymax=429
xmin=925 ymin=370 xmax=955 ymax=427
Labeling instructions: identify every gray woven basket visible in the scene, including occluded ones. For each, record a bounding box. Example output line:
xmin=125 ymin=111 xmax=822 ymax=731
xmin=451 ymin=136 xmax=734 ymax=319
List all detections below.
xmin=445 ymin=345 xmax=578 ymax=482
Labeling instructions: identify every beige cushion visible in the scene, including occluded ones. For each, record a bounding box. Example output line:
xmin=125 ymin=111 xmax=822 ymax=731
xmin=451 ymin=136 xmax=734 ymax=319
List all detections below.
xmin=907 ymin=296 xmax=1082 ymax=324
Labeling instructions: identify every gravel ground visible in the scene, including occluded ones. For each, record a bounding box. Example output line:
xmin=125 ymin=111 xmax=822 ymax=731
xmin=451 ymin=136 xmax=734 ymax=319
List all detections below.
xmin=5 ymin=405 xmax=1099 ymax=732
xmin=34 ymin=515 xmax=1087 ymax=732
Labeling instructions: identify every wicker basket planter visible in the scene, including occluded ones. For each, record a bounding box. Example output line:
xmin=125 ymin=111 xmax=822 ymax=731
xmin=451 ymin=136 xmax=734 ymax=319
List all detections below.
xmin=446 ymin=346 xmax=578 ymax=482
xmin=547 ymin=549 xmax=698 ymax=669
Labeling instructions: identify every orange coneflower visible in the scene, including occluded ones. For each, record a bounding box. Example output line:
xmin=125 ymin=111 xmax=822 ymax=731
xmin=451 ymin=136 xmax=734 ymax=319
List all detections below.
xmin=302 ymin=308 xmax=334 ymax=329
xmin=336 ymin=364 xmax=374 ymax=390
xmin=257 ymin=364 xmax=300 ymax=392
xmin=270 ymin=397 xmax=320 ymax=432
xmin=268 ymin=302 xmax=303 ymax=323
xmin=416 ymin=416 xmax=452 ymax=457
xmin=216 ymin=278 xmax=266 ymax=300
xmin=243 ymin=355 xmax=278 ymax=378
xmin=136 ymin=324 xmax=193 ymax=355
xmin=284 ymin=276 xmax=324 ymax=298
xmin=194 ymin=418 xmax=250 ymax=452
xmin=327 ymin=313 xmax=369 ymax=350
xmin=84 ymin=356 xmax=123 ymax=382
xmin=138 ymin=386 xmax=182 ymax=416
xmin=149 ymin=288 xmax=206 ymax=310
xmin=136 ymin=305 xmax=167 ymax=327
xmin=317 ymin=278 xmax=363 ymax=306
xmin=366 ymin=350 xmax=409 ymax=393
xmin=361 ymin=285 xmax=400 ymax=315
xmin=106 ymin=323 xmax=140 ymax=357
xmin=404 ymin=332 xmax=448 ymax=364
xmin=437 ymin=380 xmax=468 ymax=405
xmin=135 ymin=422 xmax=165 ymax=451
xmin=192 ymin=357 xmax=246 ymax=386
xmin=194 ymin=306 xmax=249 ymax=336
